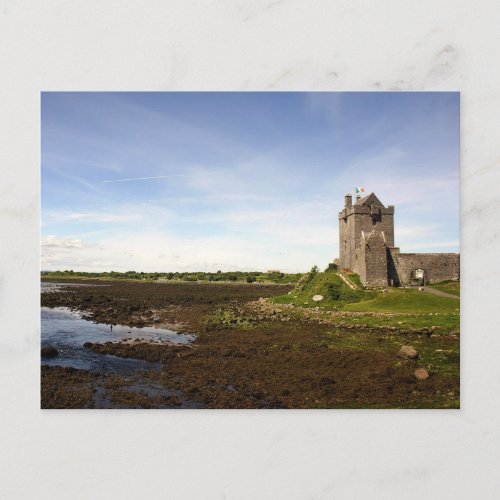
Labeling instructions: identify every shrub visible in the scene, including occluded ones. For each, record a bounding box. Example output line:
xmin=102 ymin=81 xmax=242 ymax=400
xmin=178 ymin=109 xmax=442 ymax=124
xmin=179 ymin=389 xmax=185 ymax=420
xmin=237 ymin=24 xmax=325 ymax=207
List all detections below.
xmin=326 ymin=283 xmax=341 ymax=300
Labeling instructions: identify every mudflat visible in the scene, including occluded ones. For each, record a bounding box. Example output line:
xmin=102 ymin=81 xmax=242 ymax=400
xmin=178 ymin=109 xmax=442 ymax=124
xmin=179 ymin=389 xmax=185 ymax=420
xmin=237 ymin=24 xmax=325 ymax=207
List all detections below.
xmin=41 ymin=279 xmax=459 ymax=409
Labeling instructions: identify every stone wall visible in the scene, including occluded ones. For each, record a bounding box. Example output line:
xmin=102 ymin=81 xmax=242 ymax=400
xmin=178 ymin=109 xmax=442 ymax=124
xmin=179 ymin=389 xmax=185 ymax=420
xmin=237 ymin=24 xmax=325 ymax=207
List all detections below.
xmin=388 ymin=249 xmax=460 ymax=285
xmin=338 ymin=193 xmax=394 ymax=274
xmin=353 ymin=204 xmax=395 ymax=250
xmin=337 ymin=192 xmax=460 ymax=288
xmin=359 ymin=230 xmax=389 ymax=287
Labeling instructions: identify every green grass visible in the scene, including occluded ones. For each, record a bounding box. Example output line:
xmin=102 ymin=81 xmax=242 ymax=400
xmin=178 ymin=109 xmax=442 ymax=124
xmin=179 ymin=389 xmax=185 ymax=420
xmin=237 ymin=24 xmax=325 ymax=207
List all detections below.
xmin=332 ymin=312 xmax=459 ymax=332
xmin=344 ymin=288 xmax=460 ymax=313
xmin=429 ymin=280 xmax=460 ymax=297
xmin=272 ymin=268 xmax=366 ymax=310
xmin=345 ymin=272 xmax=362 ymax=288
xmin=341 ymin=288 xmax=459 ymax=331
xmin=272 ymin=271 xmax=460 ymax=314
xmin=203 ymin=308 xmax=254 ymax=330
xmin=271 ymin=271 xmax=460 ymax=332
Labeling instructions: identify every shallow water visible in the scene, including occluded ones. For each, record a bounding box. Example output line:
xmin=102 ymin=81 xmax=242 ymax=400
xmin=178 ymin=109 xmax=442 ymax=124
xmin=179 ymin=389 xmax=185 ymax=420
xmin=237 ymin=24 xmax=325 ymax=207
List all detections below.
xmin=41 ymin=306 xmax=194 ymax=373
xmin=41 ymin=281 xmax=110 ymax=294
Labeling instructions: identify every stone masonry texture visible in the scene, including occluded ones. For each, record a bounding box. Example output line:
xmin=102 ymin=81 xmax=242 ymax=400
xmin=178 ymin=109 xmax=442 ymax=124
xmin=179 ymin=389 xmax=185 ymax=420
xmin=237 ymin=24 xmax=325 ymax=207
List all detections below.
xmin=338 ymin=192 xmax=459 ymax=287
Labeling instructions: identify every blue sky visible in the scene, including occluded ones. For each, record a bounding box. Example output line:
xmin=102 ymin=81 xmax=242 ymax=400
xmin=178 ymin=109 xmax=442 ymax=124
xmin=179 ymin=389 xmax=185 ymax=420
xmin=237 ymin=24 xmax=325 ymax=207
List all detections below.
xmin=41 ymin=92 xmax=459 ymax=272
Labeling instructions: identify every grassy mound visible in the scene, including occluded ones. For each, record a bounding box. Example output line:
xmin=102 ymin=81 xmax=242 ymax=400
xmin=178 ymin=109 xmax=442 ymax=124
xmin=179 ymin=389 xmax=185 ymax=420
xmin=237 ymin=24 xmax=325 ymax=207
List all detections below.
xmin=271 ymin=269 xmax=460 ymax=333
xmin=428 ymin=280 xmax=460 ymax=297
xmin=273 ymin=268 xmax=367 ymax=309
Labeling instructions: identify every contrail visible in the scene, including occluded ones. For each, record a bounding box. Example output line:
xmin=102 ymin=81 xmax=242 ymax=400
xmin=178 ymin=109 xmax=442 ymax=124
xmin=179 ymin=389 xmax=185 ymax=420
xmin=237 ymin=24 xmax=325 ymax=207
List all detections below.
xmin=101 ymin=174 xmax=187 ymax=183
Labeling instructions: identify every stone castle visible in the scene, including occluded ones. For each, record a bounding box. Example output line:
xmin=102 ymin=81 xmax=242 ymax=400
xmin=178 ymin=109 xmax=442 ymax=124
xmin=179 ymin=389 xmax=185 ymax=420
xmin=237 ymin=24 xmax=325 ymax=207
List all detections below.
xmin=338 ymin=192 xmax=460 ymax=288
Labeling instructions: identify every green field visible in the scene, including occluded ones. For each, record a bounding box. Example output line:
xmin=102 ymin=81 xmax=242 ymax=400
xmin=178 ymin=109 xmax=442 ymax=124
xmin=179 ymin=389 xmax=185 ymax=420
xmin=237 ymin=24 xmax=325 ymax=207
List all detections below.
xmin=344 ymin=287 xmax=459 ymax=313
xmin=429 ymin=280 xmax=460 ymax=297
xmin=271 ymin=269 xmax=460 ymax=332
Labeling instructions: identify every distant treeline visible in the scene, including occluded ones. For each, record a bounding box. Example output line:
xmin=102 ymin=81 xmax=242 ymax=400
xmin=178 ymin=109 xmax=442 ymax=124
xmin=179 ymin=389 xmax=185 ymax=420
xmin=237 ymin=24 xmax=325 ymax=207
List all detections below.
xmin=41 ymin=269 xmax=304 ymax=284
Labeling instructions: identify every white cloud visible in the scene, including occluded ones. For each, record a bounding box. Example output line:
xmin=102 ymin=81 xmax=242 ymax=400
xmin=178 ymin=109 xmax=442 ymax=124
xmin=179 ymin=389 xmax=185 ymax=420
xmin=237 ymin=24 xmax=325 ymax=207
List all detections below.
xmin=42 ymin=235 xmax=85 ymax=249
xmin=41 ymin=190 xmax=458 ymax=272
xmin=44 ymin=211 xmax=142 ymax=224
xmin=41 ymin=228 xmax=334 ymax=273
xmin=43 ymin=204 xmax=174 ymax=226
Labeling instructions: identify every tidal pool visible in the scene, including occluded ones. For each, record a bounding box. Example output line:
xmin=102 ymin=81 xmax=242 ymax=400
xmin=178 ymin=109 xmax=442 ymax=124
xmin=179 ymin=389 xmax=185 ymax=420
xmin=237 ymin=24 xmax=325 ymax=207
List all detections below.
xmin=41 ymin=306 xmax=194 ymax=373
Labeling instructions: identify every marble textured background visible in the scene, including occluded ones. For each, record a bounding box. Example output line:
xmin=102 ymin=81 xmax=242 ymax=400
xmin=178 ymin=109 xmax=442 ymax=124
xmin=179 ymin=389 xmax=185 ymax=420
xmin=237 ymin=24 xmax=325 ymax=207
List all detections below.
xmin=1 ymin=1 xmax=499 ymax=498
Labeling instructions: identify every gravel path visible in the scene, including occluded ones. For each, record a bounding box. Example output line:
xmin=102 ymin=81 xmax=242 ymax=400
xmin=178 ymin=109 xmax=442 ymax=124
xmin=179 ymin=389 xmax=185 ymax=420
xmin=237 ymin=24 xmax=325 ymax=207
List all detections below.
xmin=423 ymin=287 xmax=460 ymax=300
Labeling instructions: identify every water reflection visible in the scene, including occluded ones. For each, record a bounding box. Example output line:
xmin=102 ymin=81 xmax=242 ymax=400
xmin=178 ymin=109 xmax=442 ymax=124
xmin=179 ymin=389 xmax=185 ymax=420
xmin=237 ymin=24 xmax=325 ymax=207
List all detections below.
xmin=41 ymin=307 xmax=194 ymax=373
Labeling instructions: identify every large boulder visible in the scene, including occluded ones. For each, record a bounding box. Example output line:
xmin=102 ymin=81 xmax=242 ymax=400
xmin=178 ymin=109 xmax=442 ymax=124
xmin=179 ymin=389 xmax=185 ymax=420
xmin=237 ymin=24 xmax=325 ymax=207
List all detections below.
xmin=41 ymin=346 xmax=58 ymax=358
xmin=397 ymin=345 xmax=419 ymax=360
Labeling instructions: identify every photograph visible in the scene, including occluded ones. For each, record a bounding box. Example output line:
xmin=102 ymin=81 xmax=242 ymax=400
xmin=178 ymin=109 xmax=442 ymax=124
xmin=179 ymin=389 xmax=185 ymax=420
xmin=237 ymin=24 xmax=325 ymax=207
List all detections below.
xmin=40 ymin=91 xmax=460 ymax=409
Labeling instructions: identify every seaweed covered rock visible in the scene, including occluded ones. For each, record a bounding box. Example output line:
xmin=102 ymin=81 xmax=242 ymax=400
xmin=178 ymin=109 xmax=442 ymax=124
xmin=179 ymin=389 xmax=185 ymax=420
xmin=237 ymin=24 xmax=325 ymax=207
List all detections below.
xmin=41 ymin=346 xmax=59 ymax=358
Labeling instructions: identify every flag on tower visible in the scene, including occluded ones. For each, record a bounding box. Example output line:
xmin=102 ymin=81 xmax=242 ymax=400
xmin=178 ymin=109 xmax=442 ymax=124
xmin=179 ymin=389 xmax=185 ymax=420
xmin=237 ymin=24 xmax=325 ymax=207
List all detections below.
xmin=355 ymin=187 xmax=365 ymax=194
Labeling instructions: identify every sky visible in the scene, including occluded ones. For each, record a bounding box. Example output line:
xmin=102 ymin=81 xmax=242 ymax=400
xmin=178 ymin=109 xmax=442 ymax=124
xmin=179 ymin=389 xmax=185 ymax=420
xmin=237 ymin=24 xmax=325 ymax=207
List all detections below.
xmin=41 ymin=92 xmax=460 ymax=273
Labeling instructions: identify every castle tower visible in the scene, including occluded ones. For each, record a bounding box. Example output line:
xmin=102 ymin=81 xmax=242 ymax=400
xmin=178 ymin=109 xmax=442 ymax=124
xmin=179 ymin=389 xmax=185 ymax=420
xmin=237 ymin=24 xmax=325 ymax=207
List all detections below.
xmin=337 ymin=191 xmax=460 ymax=288
xmin=338 ymin=192 xmax=395 ymax=282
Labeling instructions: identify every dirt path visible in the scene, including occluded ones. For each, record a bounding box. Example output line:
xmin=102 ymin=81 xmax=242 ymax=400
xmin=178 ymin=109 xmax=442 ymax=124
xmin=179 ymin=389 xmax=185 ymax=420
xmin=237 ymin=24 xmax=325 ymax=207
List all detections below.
xmin=423 ymin=287 xmax=460 ymax=300
xmin=337 ymin=272 xmax=358 ymax=290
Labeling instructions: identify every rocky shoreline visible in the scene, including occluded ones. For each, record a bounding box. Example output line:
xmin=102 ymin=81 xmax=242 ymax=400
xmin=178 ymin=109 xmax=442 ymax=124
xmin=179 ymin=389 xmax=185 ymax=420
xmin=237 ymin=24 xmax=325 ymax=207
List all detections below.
xmin=41 ymin=279 xmax=460 ymax=409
